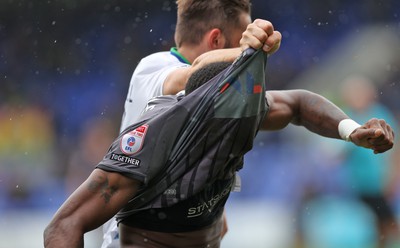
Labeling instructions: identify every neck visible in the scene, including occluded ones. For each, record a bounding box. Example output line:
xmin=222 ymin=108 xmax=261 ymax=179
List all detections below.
xmin=178 ymin=44 xmax=208 ymax=64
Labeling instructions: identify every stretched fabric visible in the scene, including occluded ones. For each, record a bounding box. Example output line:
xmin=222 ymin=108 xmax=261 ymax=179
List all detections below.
xmin=97 ymin=49 xmax=268 ymax=218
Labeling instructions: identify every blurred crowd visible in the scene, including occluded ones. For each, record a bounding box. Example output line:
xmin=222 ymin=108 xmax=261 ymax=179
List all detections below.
xmin=0 ymin=0 xmax=399 ymax=247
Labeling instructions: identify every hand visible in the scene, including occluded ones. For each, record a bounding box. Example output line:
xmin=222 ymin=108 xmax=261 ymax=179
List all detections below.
xmin=349 ymin=118 xmax=395 ymax=154
xmin=240 ymin=19 xmax=282 ymax=55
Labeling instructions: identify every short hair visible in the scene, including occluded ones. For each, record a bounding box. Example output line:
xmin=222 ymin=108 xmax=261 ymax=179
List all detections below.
xmin=175 ymin=0 xmax=251 ymax=47
xmin=185 ymin=61 xmax=231 ymax=95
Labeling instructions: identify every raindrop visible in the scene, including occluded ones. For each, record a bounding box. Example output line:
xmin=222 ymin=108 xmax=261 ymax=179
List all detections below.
xmin=143 ymin=238 xmax=148 ymax=242
xmin=282 ymin=31 xmax=290 ymax=38
xmin=149 ymin=29 xmax=153 ymax=33
xmin=16 ymin=185 xmax=19 ymax=188
xmin=51 ymin=21 xmax=56 ymax=26
xmin=124 ymin=36 xmax=132 ymax=44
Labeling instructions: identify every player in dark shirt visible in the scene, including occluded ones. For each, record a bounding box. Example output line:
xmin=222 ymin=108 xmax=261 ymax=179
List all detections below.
xmin=44 ymin=48 xmax=395 ymax=248
xmin=99 ymin=51 xmax=265 ymax=245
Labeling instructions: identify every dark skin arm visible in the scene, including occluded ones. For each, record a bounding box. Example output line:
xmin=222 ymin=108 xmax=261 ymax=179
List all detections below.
xmin=43 ymin=169 xmax=140 ymax=248
xmin=262 ymin=89 xmax=394 ymax=153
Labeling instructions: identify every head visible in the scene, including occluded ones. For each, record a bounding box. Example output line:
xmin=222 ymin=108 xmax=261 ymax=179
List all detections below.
xmin=185 ymin=61 xmax=231 ymax=95
xmin=340 ymin=75 xmax=378 ymax=112
xmin=175 ymin=0 xmax=252 ymax=49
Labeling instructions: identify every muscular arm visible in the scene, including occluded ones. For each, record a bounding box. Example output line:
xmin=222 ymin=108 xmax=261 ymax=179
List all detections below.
xmin=261 ymin=89 xmax=348 ymax=139
xmin=44 ymin=169 xmax=140 ymax=248
xmin=261 ymin=89 xmax=394 ymax=153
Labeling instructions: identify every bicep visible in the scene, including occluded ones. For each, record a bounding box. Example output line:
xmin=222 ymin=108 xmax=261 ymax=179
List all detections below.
xmin=53 ymin=168 xmax=140 ymax=232
xmin=260 ymin=90 xmax=298 ymax=131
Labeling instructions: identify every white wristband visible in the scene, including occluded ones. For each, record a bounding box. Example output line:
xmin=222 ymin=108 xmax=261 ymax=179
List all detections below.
xmin=338 ymin=119 xmax=361 ymax=142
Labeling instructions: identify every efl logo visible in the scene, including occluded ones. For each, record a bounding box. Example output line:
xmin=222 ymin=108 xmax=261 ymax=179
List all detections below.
xmin=120 ymin=124 xmax=148 ymax=155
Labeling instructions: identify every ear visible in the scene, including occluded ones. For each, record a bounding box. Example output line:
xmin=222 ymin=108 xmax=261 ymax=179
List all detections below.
xmin=206 ymin=28 xmax=226 ymax=49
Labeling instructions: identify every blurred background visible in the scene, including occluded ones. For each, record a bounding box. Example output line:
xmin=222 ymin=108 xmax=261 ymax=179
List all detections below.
xmin=0 ymin=0 xmax=399 ymax=247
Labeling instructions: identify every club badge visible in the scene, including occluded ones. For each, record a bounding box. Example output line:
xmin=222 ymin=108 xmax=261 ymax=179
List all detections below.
xmin=120 ymin=124 xmax=148 ymax=155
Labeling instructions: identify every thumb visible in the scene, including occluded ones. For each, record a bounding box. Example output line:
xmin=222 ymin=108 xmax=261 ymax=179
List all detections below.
xmin=373 ymin=128 xmax=383 ymax=138
xmin=355 ymin=128 xmax=382 ymax=140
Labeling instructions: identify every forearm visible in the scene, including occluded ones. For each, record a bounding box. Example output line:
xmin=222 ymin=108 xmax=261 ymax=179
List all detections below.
xmin=44 ymin=169 xmax=139 ymax=248
xmin=292 ymin=90 xmax=349 ymax=139
xmin=44 ymin=220 xmax=84 ymax=248
xmin=191 ymin=48 xmax=241 ymax=70
xmin=164 ymin=48 xmax=242 ymax=95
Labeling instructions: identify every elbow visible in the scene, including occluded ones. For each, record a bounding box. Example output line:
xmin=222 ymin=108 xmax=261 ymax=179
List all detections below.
xmin=43 ymin=223 xmax=56 ymax=247
xmin=43 ymin=219 xmax=82 ymax=247
xmin=290 ymin=89 xmax=320 ymax=126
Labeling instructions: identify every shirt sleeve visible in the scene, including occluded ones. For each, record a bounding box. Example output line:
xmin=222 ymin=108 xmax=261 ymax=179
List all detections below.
xmin=120 ymin=53 xmax=189 ymax=131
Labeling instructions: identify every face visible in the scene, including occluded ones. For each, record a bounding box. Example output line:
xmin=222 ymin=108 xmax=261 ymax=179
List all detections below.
xmin=342 ymin=77 xmax=376 ymax=111
xmin=223 ymin=12 xmax=252 ymax=48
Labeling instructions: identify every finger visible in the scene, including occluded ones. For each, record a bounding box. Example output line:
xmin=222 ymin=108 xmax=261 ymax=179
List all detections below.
xmin=356 ymin=128 xmax=383 ymax=141
xmin=264 ymin=31 xmax=282 ymax=54
xmin=240 ymin=34 xmax=264 ymax=50
xmin=240 ymin=26 xmax=268 ymax=51
xmin=374 ymin=128 xmax=383 ymax=137
xmin=367 ymin=129 xmax=384 ymax=143
xmin=383 ymin=122 xmax=395 ymax=141
xmin=253 ymin=19 xmax=274 ymax=36
xmin=373 ymin=142 xmax=394 ymax=154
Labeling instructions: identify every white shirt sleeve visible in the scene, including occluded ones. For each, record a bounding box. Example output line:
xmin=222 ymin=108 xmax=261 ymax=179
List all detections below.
xmin=120 ymin=52 xmax=189 ymax=131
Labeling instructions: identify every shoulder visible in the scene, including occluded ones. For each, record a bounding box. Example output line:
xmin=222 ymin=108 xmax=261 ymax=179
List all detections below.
xmin=139 ymin=51 xmax=182 ymax=67
xmin=134 ymin=51 xmax=190 ymax=76
xmin=141 ymin=95 xmax=180 ymax=117
xmin=147 ymin=95 xmax=180 ymax=109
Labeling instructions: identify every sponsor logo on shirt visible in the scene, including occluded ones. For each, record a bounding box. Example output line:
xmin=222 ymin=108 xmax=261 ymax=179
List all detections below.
xmin=120 ymin=124 xmax=148 ymax=155
xmin=187 ymin=184 xmax=231 ymax=218
xmin=110 ymin=153 xmax=141 ymax=167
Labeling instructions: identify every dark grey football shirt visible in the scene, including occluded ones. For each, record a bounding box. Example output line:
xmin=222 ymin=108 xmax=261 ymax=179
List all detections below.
xmin=96 ymin=49 xmax=269 ymax=231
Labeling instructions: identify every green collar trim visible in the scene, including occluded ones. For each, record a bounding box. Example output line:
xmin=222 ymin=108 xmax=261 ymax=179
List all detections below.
xmin=170 ymin=47 xmax=191 ymax=65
